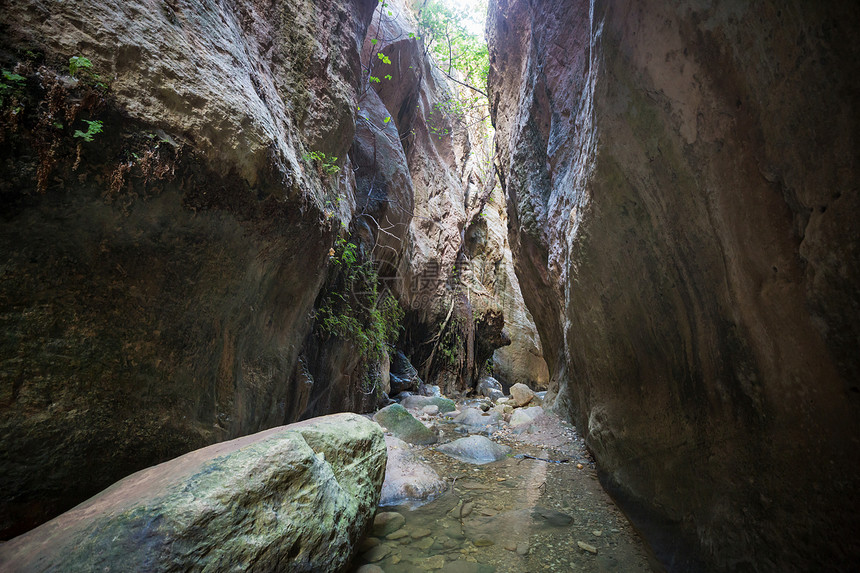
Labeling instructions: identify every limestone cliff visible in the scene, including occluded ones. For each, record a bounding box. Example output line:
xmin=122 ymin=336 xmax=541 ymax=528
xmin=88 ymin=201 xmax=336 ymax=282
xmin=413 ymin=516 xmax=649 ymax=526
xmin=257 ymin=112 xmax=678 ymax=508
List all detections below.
xmin=0 ymin=0 xmax=533 ymax=538
xmin=0 ymin=0 xmax=376 ymax=537
xmin=489 ymin=0 xmax=860 ymax=570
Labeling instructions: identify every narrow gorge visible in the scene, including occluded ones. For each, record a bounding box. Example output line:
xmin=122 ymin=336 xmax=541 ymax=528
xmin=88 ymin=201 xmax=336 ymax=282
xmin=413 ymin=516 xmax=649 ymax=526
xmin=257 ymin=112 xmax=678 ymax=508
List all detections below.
xmin=0 ymin=0 xmax=857 ymax=571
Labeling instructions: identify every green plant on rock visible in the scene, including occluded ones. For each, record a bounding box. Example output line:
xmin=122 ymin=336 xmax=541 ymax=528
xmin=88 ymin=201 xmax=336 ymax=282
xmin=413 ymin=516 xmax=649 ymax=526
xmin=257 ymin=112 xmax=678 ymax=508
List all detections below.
xmin=303 ymin=150 xmax=340 ymax=175
xmin=68 ymin=56 xmax=110 ymax=90
xmin=73 ymin=119 xmax=103 ymax=142
xmin=0 ymin=69 xmax=26 ymax=109
xmin=316 ymin=235 xmax=404 ymax=365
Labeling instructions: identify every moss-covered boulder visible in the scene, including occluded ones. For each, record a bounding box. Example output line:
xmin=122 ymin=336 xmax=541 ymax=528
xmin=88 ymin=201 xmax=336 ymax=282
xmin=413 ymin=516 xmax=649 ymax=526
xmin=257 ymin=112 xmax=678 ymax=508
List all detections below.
xmin=399 ymin=395 xmax=457 ymax=413
xmin=0 ymin=413 xmax=386 ymax=572
xmin=373 ymin=403 xmax=438 ymax=445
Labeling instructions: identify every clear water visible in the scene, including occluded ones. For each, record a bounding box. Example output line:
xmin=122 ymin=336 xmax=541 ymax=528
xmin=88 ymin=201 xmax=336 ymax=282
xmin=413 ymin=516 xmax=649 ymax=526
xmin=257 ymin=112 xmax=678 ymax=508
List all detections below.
xmin=352 ymin=413 xmax=660 ymax=572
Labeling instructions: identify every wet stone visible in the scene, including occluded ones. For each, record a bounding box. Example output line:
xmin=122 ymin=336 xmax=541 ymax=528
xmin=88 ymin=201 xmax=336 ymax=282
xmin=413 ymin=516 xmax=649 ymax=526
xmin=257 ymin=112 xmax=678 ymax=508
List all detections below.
xmin=532 ymin=506 xmax=573 ymax=526
xmin=387 ymin=528 xmax=409 ymax=540
xmin=363 ymin=544 xmax=391 ymax=563
xmin=412 ymin=527 xmax=432 ymax=539
xmin=577 ymin=541 xmax=598 ymax=554
xmin=373 ymin=511 xmax=405 ymax=537
xmin=516 ymin=542 xmax=529 ymax=556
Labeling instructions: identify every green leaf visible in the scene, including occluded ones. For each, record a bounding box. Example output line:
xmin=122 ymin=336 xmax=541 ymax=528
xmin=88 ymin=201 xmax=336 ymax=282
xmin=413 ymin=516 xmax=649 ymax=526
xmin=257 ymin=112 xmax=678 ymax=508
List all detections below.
xmin=72 ymin=119 xmax=103 ymax=142
xmin=370 ymin=38 xmax=378 ymax=45
xmin=369 ymin=76 xmax=381 ymax=83
xmin=384 ymin=74 xmax=392 ymax=80
xmin=2 ymin=70 xmax=25 ymax=83
xmin=383 ymin=116 xmax=391 ymax=124
xmin=68 ymin=56 xmax=92 ymax=78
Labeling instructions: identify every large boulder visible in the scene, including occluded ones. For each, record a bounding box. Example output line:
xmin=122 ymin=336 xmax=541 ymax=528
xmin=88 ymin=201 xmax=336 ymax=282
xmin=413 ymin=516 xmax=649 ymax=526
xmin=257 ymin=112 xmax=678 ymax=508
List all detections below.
xmin=0 ymin=413 xmax=386 ymax=572
xmin=477 ymin=376 xmax=505 ymax=401
xmin=373 ymin=403 xmax=437 ymax=445
xmin=436 ymin=436 xmax=511 ymax=465
xmin=388 ymin=351 xmax=423 ymax=395
xmin=380 ymin=436 xmax=447 ymax=507
xmin=453 ymin=408 xmax=503 ymax=431
xmin=509 ymin=383 xmax=536 ymax=407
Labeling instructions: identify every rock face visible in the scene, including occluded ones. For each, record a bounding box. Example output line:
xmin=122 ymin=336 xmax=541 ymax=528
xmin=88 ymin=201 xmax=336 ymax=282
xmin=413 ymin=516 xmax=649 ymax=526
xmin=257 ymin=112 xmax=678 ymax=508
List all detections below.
xmin=489 ymin=0 xmax=860 ymax=570
xmin=0 ymin=413 xmax=386 ymax=572
xmin=0 ymin=0 xmax=377 ymax=537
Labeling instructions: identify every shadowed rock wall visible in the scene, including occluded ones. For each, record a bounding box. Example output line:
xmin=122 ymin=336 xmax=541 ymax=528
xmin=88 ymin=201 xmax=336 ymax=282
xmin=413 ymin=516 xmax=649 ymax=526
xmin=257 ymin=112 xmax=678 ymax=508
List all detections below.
xmin=489 ymin=0 xmax=860 ymax=570
xmin=0 ymin=0 xmax=376 ymax=537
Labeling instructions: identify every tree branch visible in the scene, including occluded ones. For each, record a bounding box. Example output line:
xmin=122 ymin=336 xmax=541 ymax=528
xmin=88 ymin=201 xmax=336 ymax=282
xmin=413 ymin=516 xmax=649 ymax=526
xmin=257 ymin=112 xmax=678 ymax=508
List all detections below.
xmin=434 ymin=66 xmax=488 ymax=98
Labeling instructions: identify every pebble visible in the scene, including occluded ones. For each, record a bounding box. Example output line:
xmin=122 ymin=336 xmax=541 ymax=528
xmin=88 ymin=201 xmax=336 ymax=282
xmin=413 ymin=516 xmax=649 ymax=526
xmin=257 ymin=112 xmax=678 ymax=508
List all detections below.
xmin=358 ymin=537 xmax=380 ymax=552
xmin=423 ymin=405 xmax=440 ymax=416
xmin=372 ymin=511 xmax=405 ymax=537
xmin=461 ymin=501 xmax=474 ymax=517
xmin=577 ymin=541 xmax=598 ymax=554
xmin=411 ymin=527 xmax=432 ymax=539
xmin=362 ymin=544 xmax=390 ymax=562
xmin=516 ymin=541 xmax=530 ymax=555
xmin=416 ymin=536 xmax=435 ymax=550
xmin=387 ymin=528 xmax=409 ymax=540
xmin=503 ymin=540 xmax=517 ymax=551
xmin=423 ymin=555 xmax=446 ymax=570
xmin=592 ymin=530 xmax=602 ymax=537
xmin=472 ymin=534 xmax=494 ymax=547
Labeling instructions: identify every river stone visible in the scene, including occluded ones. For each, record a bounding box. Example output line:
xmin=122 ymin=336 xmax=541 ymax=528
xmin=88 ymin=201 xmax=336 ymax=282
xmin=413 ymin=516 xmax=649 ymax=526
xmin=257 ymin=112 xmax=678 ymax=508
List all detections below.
xmin=454 ymin=408 xmax=502 ymax=429
xmin=509 ymin=383 xmax=536 ymax=407
xmin=477 ymin=376 xmax=505 ymax=402
xmin=533 ymin=506 xmax=573 ymax=526
xmin=373 ymin=403 xmax=438 ymax=445
xmin=509 ymin=405 xmax=544 ymax=427
xmin=380 ymin=436 xmax=446 ymax=507
xmin=400 ymin=395 xmax=457 ymax=413
xmin=423 ymin=405 xmax=440 ymax=416
xmin=437 ymin=435 xmax=511 ymax=465
xmin=372 ymin=511 xmax=406 ymax=537
xmin=0 ymin=413 xmax=386 ymax=572
xmin=419 ymin=384 xmax=443 ymax=397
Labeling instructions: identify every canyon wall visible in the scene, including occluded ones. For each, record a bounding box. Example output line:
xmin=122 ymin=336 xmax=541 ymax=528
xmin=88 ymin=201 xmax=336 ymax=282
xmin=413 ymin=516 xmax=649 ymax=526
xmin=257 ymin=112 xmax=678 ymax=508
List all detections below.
xmin=0 ymin=0 xmax=536 ymax=537
xmin=0 ymin=0 xmax=377 ymax=537
xmin=488 ymin=0 xmax=859 ymax=570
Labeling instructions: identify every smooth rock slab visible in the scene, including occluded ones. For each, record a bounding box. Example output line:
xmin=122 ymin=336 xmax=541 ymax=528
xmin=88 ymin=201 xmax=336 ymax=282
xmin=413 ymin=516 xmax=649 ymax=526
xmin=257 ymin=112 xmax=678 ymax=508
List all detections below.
xmin=436 ymin=435 xmax=511 ymax=465
xmin=0 ymin=413 xmax=386 ymax=573
xmin=373 ymin=403 xmax=438 ymax=445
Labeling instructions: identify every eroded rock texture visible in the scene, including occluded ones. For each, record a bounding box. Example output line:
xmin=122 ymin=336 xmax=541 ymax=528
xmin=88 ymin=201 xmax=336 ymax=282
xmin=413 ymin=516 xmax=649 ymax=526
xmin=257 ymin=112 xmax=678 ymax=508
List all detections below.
xmin=489 ymin=0 xmax=860 ymax=570
xmin=0 ymin=0 xmax=376 ymax=537
xmin=0 ymin=413 xmax=386 ymax=572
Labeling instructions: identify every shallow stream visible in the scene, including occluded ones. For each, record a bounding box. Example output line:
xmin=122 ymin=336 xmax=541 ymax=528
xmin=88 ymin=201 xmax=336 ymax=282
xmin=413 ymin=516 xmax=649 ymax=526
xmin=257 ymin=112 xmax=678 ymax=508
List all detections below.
xmin=352 ymin=407 xmax=660 ymax=572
